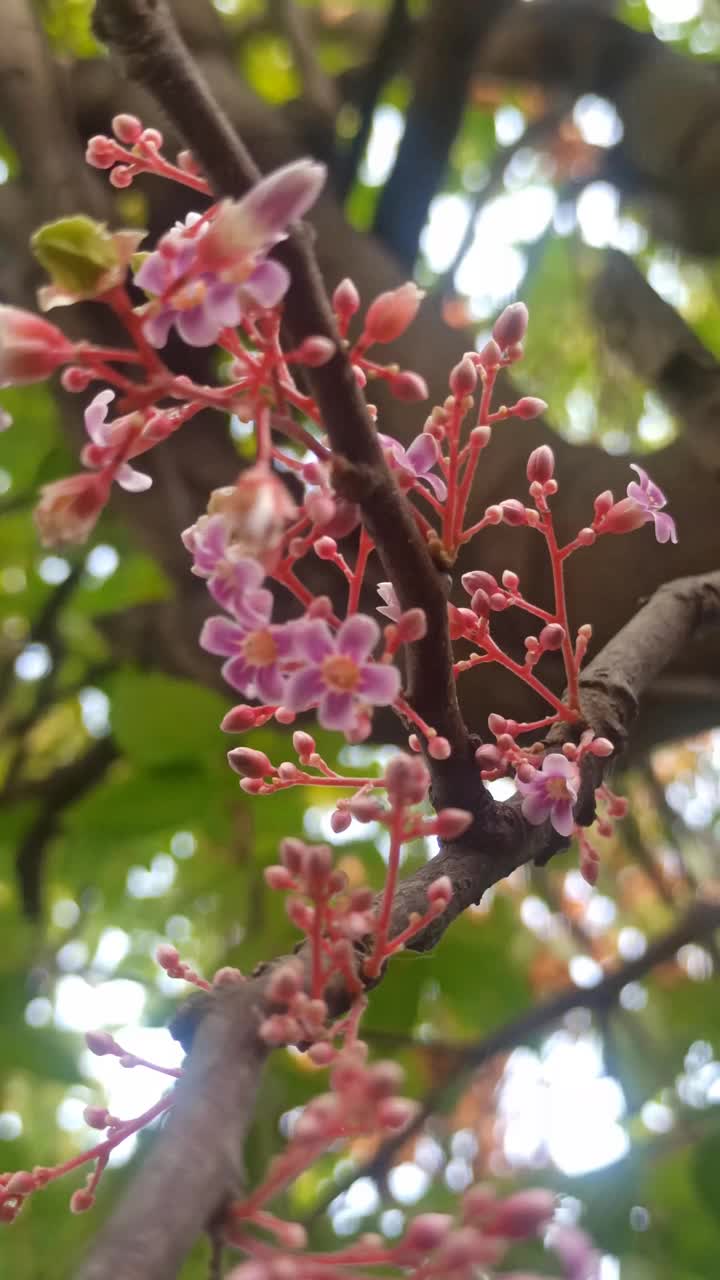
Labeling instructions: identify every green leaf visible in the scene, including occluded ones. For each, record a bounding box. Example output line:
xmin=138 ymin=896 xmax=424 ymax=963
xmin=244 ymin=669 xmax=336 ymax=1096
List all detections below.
xmin=109 ymin=671 xmax=228 ymax=769
xmin=31 ymin=216 xmax=119 ymax=294
xmin=74 ymin=552 xmax=171 ymax=616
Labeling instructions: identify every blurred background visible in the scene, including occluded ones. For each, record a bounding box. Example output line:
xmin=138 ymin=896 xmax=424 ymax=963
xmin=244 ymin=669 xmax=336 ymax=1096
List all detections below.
xmin=1 ymin=1 xmax=720 ymax=1276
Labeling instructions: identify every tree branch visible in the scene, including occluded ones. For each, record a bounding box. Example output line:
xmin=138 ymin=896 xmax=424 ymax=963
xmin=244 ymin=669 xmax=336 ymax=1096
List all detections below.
xmin=305 ymin=891 xmax=720 ymax=1222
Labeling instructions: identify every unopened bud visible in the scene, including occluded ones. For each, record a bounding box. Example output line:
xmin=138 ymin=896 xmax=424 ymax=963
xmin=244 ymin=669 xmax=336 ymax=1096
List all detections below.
xmin=295 ymin=336 xmax=335 ymax=366
xmin=450 ymin=355 xmax=477 ymax=397
xmin=526 ymin=444 xmax=555 ymax=484
xmin=221 ymin=705 xmax=258 ymax=733
xmin=492 ymin=302 xmax=528 ymax=349
xmin=514 ymin=396 xmax=547 ymax=421
xmin=363 ymin=283 xmax=424 ymax=345
xmin=227 ymin=747 xmax=272 ymax=778
xmin=500 ymin=499 xmax=527 ymax=526
xmin=332 ymin=277 xmax=360 ymax=322
xmin=112 ymin=113 xmax=143 ymax=144
xmin=476 ymin=338 xmax=501 ymax=370
xmin=390 ymin=370 xmax=429 ymax=401
xmin=539 ymin=623 xmax=565 ymax=650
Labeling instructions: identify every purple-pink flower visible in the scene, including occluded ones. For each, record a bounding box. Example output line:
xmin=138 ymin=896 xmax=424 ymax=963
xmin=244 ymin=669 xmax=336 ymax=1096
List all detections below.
xmin=200 ymin=591 xmax=295 ymax=703
xmin=81 ymin=389 xmax=152 ymax=492
xmin=284 ymin=615 xmax=401 ymax=732
xmin=516 ymin=753 xmax=579 ymax=837
xmin=378 ymin=432 xmax=447 ymax=501
xmin=597 ymin=464 xmax=677 ymax=545
xmin=134 ymin=159 xmax=325 ymax=348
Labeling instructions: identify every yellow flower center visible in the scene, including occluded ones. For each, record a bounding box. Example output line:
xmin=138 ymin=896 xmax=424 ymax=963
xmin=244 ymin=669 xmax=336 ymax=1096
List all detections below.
xmin=322 ymin=654 xmax=359 ymax=693
xmin=172 ymin=280 xmax=207 ymax=311
xmin=243 ymin=629 xmax=277 ymax=667
xmin=546 ymin=777 xmax=569 ymax=800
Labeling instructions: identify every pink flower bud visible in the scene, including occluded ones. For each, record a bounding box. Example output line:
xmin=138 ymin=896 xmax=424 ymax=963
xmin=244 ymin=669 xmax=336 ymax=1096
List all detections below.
xmin=501 ymin=570 xmax=519 ymax=592
xmin=577 ymin=526 xmax=596 ymax=546
xmin=0 ymin=307 xmax=74 ymax=387
xmin=70 ymin=1189 xmax=95 ymax=1215
xmin=404 ymin=1214 xmax=453 ymax=1253
xmin=85 ymin=135 xmax=118 ymax=168
xmin=112 ymin=113 xmax=143 ymax=144
xmin=305 ymin=844 xmax=332 ymax=885
xmin=475 ymin=744 xmax=501 ymax=768
xmin=314 ymin=535 xmax=337 ymax=559
xmin=7 ymin=1171 xmax=35 ymax=1196
xmin=500 ymin=499 xmax=527 ymax=526
xmin=590 ymin=736 xmax=614 ymax=757
xmin=427 ymin=874 xmax=453 ymax=905
xmin=221 ymin=705 xmax=259 ymax=733
xmin=280 ymin=837 xmax=306 ymax=874
xmin=83 ymin=1106 xmax=110 ymax=1130
xmin=305 ymin=491 xmax=336 ymax=526
xmin=492 ymin=302 xmax=528 ymax=349
xmin=227 ymin=747 xmax=272 ymax=778
xmin=597 ymin=497 xmax=648 ymax=535
xmin=292 ymin=730 xmax=316 ymax=760
xmin=505 ymin=341 xmax=524 ymax=362
xmin=514 ymin=397 xmax=547 ymax=420
xmin=462 ymin=1183 xmax=497 ymax=1222
xmin=385 ymin=753 xmax=429 ymax=805
xmin=268 ymin=963 xmax=302 ymax=1003
xmin=488 ymin=1189 xmax=555 ymax=1238
xmin=462 ymin=570 xmax=498 ymax=596
xmin=109 ymin=165 xmax=133 ymax=189
xmin=140 ymin=127 xmax=163 ymax=150
xmin=390 ymin=370 xmax=429 ymax=401
xmin=295 ymin=336 xmax=335 ymax=366
xmin=61 ymin=366 xmax=93 ymax=392
xmin=332 ymin=277 xmax=360 ymax=322
xmin=476 ymin=338 xmax=501 ymax=370
xmin=395 ymin=608 xmax=427 ymax=643
xmin=363 ymin=283 xmax=424 ymax=345
xmin=490 ymin=591 xmax=510 ymax=611
xmin=264 ymin=865 xmax=295 ymax=891
xmin=330 ymin=808 xmax=352 ymax=834
xmin=593 ymin=489 xmax=614 ymax=518
xmin=428 ymin=736 xmax=451 ymax=760
xmin=539 ymin=623 xmax=565 ymax=650
xmin=213 ymin=966 xmax=245 ymax=986
xmin=348 ymin=796 xmax=384 ymax=823
xmin=85 ymin=1030 xmax=121 ymax=1057
xmin=156 ymin=943 xmax=180 ymax=970
xmin=308 ymin=1041 xmax=335 ymax=1066
xmin=470 ymin=588 xmax=490 ymax=618
xmin=450 ymin=355 xmax=477 ymax=397
xmin=526 ymin=444 xmax=555 ymax=484
xmin=377 ymin=1097 xmax=417 ymax=1130
xmin=434 ymin=809 xmax=472 ymax=839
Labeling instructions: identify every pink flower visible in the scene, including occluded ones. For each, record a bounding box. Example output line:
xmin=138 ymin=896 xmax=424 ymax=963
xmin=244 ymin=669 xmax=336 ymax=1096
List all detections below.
xmin=547 ymin=1224 xmax=602 ymax=1280
xmin=378 ymin=432 xmax=447 ymax=501
xmin=284 ymin=615 xmax=401 ymax=732
xmin=516 ymin=753 xmax=579 ymax=837
xmin=596 ymin=464 xmax=677 ymax=544
xmin=0 ymin=306 xmax=73 ymax=386
xmin=136 ymin=160 xmax=325 ymax=348
xmin=80 ymin=390 xmax=152 ymax=493
xmin=200 ymin=592 xmax=296 ymax=703
xmin=182 ymin=466 xmax=297 ymax=579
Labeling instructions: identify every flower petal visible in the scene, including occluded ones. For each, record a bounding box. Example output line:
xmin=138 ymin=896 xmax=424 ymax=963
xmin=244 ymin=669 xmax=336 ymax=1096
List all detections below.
xmin=541 ymin=752 xmax=574 ymax=778
xmin=222 ymin=654 xmax=255 ymax=695
xmin=629 ymin=463 xmax=666 ymax=507
xmin=142 ymin=307 xmax=176 ymax=349
xmin=176 ymin=305 xmax=223 ymax=348
xmin=255 ymin=664 xmax=285 ymax=703
xmin=200 ymin=615 xmax=244 ymax=656
xmin=318 ymin=690 xmax=355 ymax=731
xmin=84 ymin=389 xmax=115 ymax=444
xmin=357 ymin=662 xmax=401 ymax=706
xmin=653 ymin=511 xmax=678 ymax=545
xmin=244 ymin=259 xmax=290 ymax=309
xmin=284 ymin=664 xmax=325 ymax=711
xmin=116 ymin=462 xmax=152 ymax=492
xmin=406 ymin=433 xmax=439 ymax=475
xmin=296 ymin=619 xmax=334 ymax=663
xmin=337 ymin=613 xmax=379 ymax=662
xmin=521 ymin=790 xmax=552 ymax=826
xmin=551 ymin=799 xmax=575 ymax=838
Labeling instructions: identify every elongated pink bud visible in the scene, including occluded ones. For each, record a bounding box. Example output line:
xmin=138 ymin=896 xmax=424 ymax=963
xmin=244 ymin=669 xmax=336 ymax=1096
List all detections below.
xmin=527 ymin=444 xmax=555 ymax=483
xmin=0 ymin=307 xmax=73 ymax=386
xmin=492 ymin=302 xmax=528 ymax=349
xmin=450 ymin=355 xmax=477 ymax=397
xmin=514 ymin=396 xmax=547 ymax=420
xmin=363 ymin=283 xmax=424 ymax=345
